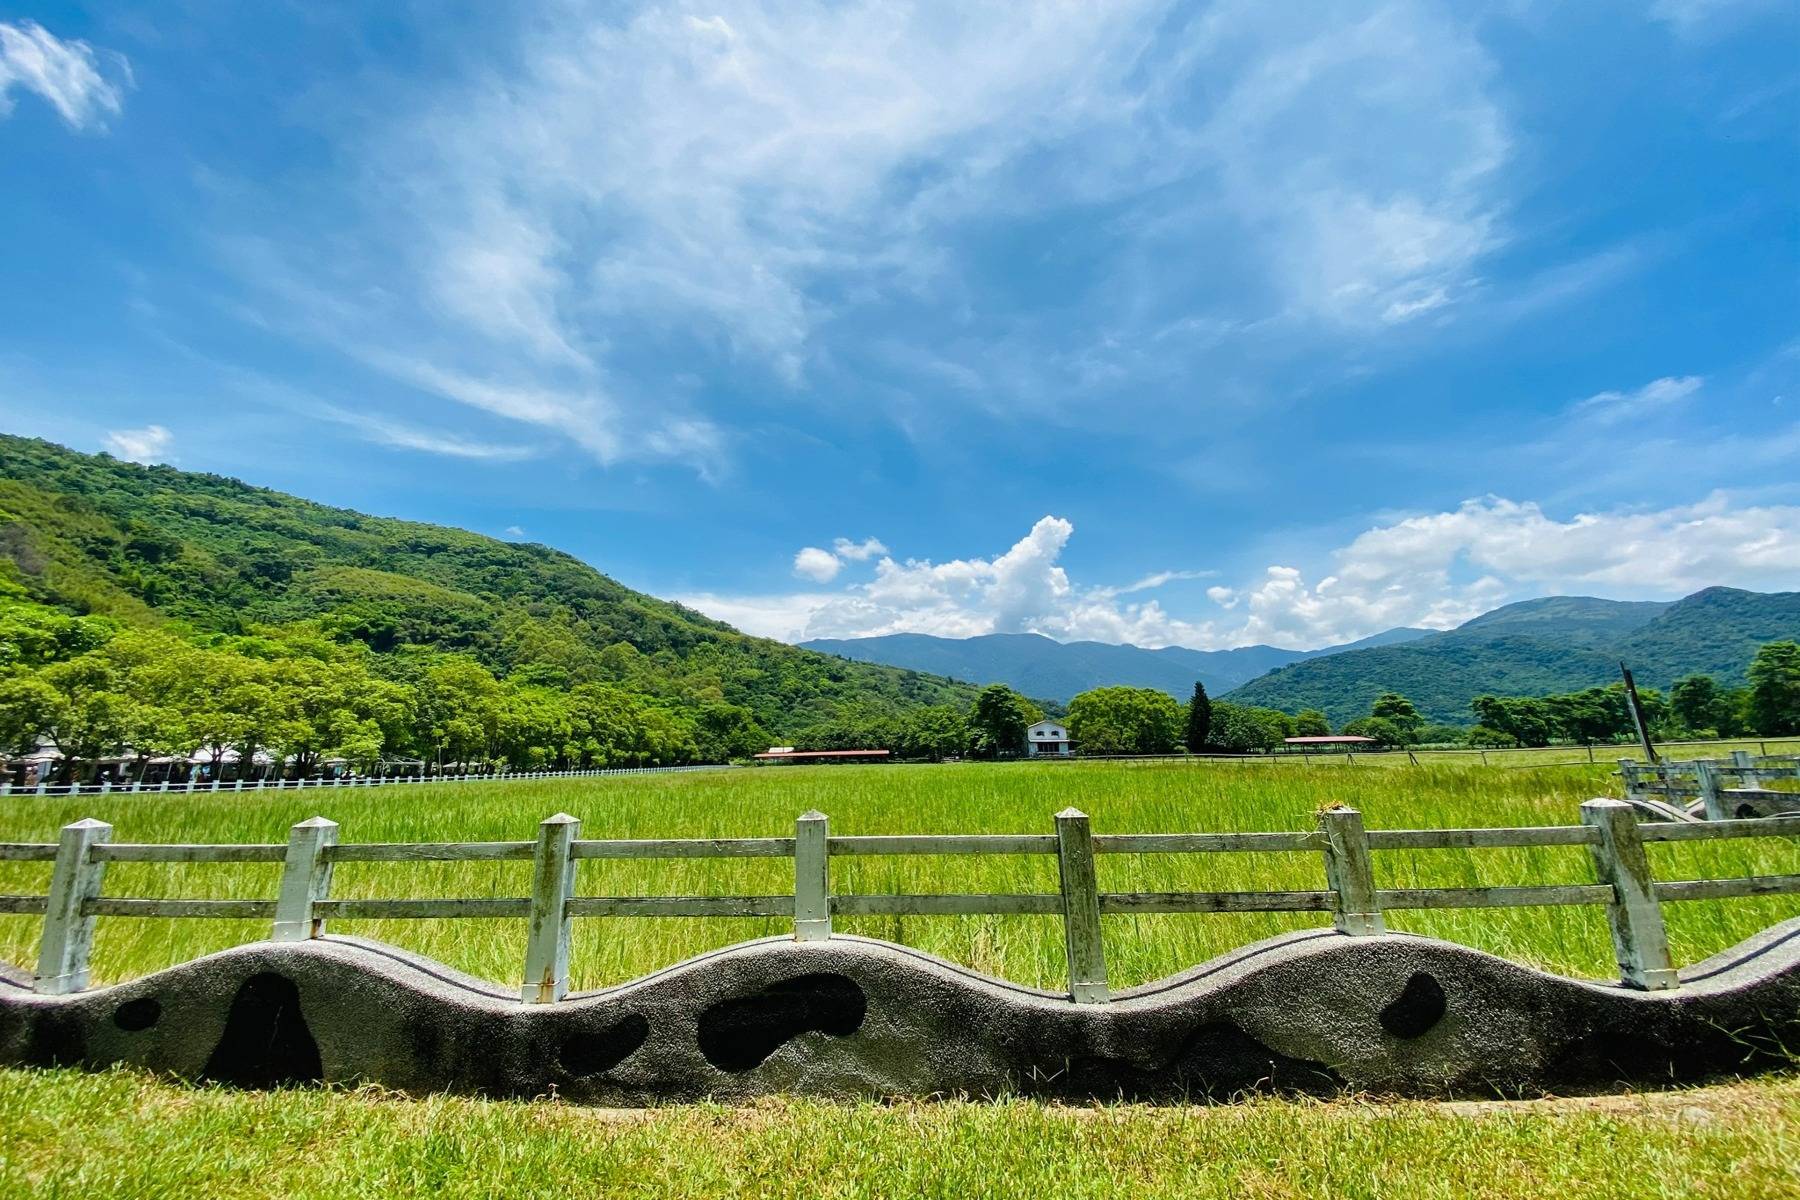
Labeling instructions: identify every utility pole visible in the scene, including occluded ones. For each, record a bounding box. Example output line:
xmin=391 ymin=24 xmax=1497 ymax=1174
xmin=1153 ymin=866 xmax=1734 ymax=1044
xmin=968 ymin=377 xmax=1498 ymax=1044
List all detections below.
xmin=1620 ymin=662 xmax=1657 ymax=764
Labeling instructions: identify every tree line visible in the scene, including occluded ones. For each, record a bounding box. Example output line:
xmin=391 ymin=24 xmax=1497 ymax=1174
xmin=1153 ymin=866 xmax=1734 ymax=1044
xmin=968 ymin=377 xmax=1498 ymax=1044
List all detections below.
xmin=0 ymin=600 xmax=770 ymax=781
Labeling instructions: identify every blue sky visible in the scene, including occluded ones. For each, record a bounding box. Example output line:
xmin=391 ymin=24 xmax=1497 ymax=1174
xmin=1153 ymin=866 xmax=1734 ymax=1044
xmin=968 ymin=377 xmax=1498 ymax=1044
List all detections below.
xmin=2 ymin=1 xmax=1796 ymax=650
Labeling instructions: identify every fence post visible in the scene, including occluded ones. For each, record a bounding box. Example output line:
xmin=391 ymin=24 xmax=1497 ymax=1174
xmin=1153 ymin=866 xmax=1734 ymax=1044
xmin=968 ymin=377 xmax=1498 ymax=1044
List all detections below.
xmin=521 ymin=813 xmax=580 ymax=1004
xmin=1055 ymin=808 xmax=1108 ymax=1003
xmin=1694 ymin=761 xmax=1726 ymax=821
xmin=1581 ymin=799 xmax=1678 ymax=991
xmin=272 ymin=817 xmax=339 ymax=941
xmin=1319 ymin=806 xmax=1385 ymax=935
xmin=1731 ymin=750 xmax=1762 ymax=789
xmin=36 ymin=818 xmax=112 ymax=995
xmin=794 ymin=811 xmax=831 ymax=941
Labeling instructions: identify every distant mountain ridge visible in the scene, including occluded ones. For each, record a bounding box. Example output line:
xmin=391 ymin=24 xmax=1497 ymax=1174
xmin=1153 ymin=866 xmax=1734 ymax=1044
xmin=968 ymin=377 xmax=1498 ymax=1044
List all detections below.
xmin=1224 ymin=587 xmax=1800 ymax=724
xmin=799 ymin=626 xmax=1431 ymax=703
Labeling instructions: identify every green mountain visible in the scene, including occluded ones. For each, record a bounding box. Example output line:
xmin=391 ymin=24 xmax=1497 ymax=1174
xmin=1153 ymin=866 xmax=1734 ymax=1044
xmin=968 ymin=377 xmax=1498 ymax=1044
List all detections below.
xmin=799 ymin=627 xmax=1431 ymax=704
xmin=1224 ymin=588 xmax=1800 ymax=724
xmin=0 ymin=435 xmax=975 ymax=736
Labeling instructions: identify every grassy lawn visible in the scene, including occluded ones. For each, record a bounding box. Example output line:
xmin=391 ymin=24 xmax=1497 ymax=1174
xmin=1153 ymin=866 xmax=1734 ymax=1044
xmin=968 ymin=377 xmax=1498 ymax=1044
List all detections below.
xmin=1 ymin=1067 xmax=1796 ymax=1199
xmin=2 ymin=760 xmax=1796 ymax=991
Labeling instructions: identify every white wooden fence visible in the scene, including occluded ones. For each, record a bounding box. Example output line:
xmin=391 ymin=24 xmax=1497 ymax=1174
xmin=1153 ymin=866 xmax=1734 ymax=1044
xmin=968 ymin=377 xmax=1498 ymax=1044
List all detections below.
xmin=3 ymin=802 xmax=1797 ymax=1003
xmin=0 ymin=763 xmax=733 ymax=800
xmin=1619 ymin=753 xmax=1800 ymax=820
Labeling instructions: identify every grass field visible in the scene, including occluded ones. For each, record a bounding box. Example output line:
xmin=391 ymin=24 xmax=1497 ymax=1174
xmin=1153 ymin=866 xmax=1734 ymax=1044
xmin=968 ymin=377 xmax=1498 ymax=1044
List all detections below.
xmin=1 ymin=1068 xmax=1796 ymax=1199
xmin=1 ymin=759 xmax=1796 ymax=991
xmin=3 ymin=761 xmax=1798 ymax=1198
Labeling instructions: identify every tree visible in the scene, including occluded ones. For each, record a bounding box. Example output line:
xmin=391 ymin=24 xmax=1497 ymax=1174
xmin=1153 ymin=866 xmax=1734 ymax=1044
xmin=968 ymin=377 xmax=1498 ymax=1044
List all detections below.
xmin=1340 ymin=715 xmax=1404 ymax=748
xmin=1184 ymin=682 xmax=1212 ymax=752
xmin=1207 ymin=701 xmax=1292 ymax=753
xmin=896 ymin=705 xmax=970 ymax=761
xmin=968 ymin=684 xmax=1039 ymax=758
xmin=1369 ymin=692 xmax=1424 ymax=743
xmin=1670 ymin=674 xmax=1728 ymax=735
xmin=1294 ymin=709 xmax=1331 ymax=738
xmin=693 ymin=703 xmax=768 ymax=762
xmin=1067 ymin=687 xmax=1184 ymax=755
xmin=1470 ymin=695 xmax=1554 ymax=747
xmin=1748 ymin=641 xmax=1800 ymax=735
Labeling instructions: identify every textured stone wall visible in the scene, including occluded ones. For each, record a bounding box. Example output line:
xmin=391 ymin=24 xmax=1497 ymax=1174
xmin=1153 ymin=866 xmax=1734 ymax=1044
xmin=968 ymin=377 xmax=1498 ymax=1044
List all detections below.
xmin=4 ymin=922 xmax=1797 ymax=1103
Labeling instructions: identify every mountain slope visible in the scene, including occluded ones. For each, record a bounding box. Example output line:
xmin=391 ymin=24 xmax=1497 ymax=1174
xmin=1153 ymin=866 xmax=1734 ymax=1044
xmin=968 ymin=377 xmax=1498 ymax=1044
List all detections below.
xmin=1224 ymin=587 xmax=1800 ymax=724
xmin=0 ymin=435 xmax=977 ymax=735
xmin=800 ymin=626 xmax=1432 ymax=703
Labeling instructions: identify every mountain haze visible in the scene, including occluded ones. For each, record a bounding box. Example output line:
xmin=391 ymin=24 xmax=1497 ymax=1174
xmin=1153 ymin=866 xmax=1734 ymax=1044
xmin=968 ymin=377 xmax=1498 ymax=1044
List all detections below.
xmin=800 ymin=627 xmax=1431 ymax=703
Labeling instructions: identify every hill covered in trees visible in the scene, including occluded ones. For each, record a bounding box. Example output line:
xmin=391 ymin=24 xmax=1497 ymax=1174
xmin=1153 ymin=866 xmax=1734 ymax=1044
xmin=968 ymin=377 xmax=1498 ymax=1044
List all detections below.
xmin=1224 ymin=588 xmax=1800 ymax=725
xmin=0 ymin=435 xmax=979 ymax=771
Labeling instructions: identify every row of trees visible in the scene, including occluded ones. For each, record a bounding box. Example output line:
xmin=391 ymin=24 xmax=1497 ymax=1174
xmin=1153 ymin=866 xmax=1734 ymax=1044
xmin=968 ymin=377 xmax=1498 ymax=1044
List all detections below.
xmin=0 ymin=601 xmax=770 ymax=781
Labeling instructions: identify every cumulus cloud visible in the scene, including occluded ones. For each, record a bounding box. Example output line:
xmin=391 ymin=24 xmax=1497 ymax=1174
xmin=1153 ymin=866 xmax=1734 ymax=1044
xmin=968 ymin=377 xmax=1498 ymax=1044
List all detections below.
xmin=793 ymin=547 xmax=843 ymax=583
xmin=102 ymin=425 xmax=172 ymax=463
xmin=832 ymin=537 xmax=889 ymax=562
xmin=0 ymin=21 xmax=128 ymax=130
xmin=685 ymin=496 xmax=1800 ymax=650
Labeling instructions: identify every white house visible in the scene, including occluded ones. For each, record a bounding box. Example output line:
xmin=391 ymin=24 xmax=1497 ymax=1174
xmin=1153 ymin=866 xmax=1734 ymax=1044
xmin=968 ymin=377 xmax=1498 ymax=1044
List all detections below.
xmin=1026 ymin=718 xmax=1072 ymax=757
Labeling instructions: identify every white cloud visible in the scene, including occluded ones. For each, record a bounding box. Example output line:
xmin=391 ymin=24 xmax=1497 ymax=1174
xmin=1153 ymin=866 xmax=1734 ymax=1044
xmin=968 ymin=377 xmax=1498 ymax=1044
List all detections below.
xmin=504 ymin=526 xmax=526 ymax=538
xmin=793 ymin=547 xmax=842 ymax=583
xmin=832 ymin=537 xmax=889 ymax=562
xmin=693 ymin=496 xmax=1800 ymax=650
xmin=102 ymin=425 xmax=172 ymax=463
xmin=0 ymin=21 xmax=128 ymax=130
xmin=1572 ymin=375 xmax=1703 ymax=425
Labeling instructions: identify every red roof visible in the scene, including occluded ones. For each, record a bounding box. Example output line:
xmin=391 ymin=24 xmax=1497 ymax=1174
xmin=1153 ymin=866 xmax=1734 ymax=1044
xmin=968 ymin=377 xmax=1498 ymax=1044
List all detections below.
xmin=1284 ymin=735 xmax=1378 ymax=744
xmin=753 ymin=749 xmax=892 ymax=760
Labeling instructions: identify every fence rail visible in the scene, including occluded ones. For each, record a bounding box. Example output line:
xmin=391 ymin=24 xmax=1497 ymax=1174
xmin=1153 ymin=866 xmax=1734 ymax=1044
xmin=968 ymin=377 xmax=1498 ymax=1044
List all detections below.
xmin=0 ymin=762 xmax=733 ymax=800
xmin=1619 ymin=753 xmax=1800 ymax=820
xmin=4 ymin=804 xmax=1798 ymax=1003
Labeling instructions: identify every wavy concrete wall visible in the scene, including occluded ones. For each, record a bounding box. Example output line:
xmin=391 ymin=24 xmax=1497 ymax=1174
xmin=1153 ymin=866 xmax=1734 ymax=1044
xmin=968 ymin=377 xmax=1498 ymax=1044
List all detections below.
xmin=4 ymin=922 xmax=1797 ymax=1102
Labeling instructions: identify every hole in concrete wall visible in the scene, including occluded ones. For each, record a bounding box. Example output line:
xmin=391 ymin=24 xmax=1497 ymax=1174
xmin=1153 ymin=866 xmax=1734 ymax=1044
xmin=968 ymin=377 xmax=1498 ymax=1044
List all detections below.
xmin=560 ymin=1013 xmax=650 ymax=1077
xmin=698 ymin=973 xmax=866 ymax=1073
xmin=113 ymin=997 xmax=162 ymax=1033
xmin=201 ymin=973 xmax=323 ymax=1089
xmin=1379 ymin=972 xmax=1447 ymax=1039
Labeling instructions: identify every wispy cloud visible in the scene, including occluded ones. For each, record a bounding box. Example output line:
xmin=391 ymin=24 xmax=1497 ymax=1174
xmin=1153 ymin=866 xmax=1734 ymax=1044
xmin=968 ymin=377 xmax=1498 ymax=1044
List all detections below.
xmin=213 ymin=1 xmax=1521 ymax=470
xmin=316 ymin=405 xmax=538 ymax=462
xmin=0 ymin=21 xmax=129 ymax=130
xmin=1571 ymin=375 xmax=1704 ymax=425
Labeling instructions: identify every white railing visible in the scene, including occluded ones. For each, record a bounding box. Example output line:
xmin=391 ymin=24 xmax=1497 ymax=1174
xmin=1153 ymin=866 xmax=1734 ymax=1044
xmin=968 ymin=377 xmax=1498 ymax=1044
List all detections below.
xmin=0 ymin=762 xmax=734 ymax=799
xmin=4 ymin=802 xmax=1796 ymax=1003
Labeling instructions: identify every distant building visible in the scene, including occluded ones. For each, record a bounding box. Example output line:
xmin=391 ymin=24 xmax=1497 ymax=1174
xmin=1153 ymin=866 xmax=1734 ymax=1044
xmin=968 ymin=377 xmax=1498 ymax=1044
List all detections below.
xmin=1026 ymin=719 xmax=1072 ymax=757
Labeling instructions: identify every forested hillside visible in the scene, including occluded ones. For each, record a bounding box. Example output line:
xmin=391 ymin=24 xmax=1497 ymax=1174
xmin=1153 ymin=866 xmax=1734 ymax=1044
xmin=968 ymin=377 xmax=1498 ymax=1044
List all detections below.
xmin=0 ymin=435 xmax=976 ymax=770
xmin=1225 ymin=588 xmax=1800 ymax=724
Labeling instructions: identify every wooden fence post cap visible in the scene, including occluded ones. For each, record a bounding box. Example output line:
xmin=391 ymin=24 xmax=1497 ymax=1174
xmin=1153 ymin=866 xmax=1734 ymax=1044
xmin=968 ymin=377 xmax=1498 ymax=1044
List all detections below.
xmin=540 ymin=813 xmax=580 ymax=827
xmin=798 ymin=810 xmax=827 ymax=822
xmin=295 ymin=816 xmax=338 ymax=830
xmin=1056 ymin=807 xmax=1087 ymax=820
xmin=1582 ymin=798 xmax=1629 ymax=811
xmin=64 ymin=818 xmax=111 ymax=832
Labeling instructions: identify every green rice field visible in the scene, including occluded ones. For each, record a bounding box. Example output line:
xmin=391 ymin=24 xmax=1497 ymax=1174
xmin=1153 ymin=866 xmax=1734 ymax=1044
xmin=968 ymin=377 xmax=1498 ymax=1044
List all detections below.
xmin=2 ymin=759 xmax=1795 ymax=992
